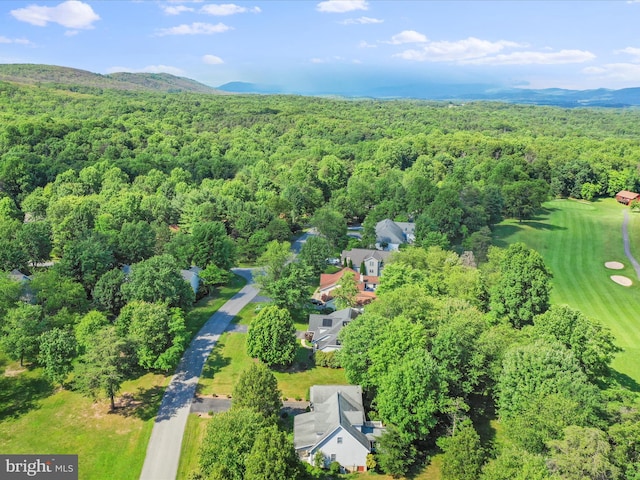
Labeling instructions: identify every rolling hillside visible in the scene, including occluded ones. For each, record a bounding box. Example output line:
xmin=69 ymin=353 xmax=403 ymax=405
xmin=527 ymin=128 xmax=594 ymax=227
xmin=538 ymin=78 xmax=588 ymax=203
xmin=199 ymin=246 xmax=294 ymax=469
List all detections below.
xmin=0 ymin=64 xmax=222 ymax=94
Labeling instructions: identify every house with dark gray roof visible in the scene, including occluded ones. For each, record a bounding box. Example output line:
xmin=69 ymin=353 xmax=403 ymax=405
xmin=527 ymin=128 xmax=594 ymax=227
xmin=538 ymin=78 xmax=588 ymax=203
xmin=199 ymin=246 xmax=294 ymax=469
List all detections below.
xmin=340 ymin=248 xmax=391 ymax=277
xmin=294 ymin=385 xmax=384 ymax=472
xmin=307 ymin=308 xmax=359 ymax=352
xmin=375 ymin=219 xmax=415 ymax=251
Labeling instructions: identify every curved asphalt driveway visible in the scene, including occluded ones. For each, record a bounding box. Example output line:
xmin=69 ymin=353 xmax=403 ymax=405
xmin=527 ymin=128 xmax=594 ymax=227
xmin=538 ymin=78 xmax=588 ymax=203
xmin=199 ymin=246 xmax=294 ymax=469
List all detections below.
xmin=622 ymin=210 xmax=640 ymax=279
xmin=139 ymin=268 xmax=258 ymax=480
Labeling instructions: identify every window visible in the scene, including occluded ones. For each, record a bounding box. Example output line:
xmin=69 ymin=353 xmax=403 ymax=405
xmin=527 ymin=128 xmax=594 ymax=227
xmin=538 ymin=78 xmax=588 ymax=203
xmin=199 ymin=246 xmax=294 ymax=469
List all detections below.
xmin=330 ymin=454 xmax=336 ymax=462
xmin=337 ymin=437 xmax=343 ymax=444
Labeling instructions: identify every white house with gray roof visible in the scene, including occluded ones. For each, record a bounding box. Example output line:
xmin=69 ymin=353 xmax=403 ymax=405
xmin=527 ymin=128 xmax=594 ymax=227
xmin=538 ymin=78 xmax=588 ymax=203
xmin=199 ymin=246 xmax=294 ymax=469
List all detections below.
xmin=340 ymin=249 xmax=391 ymax=277
xmin=307 ymin=308 xmax=359 ymax=352
xmin=375 ymin=219 xmax=415 ymax=251
xmin=294 ymin=385 xmax=384 ymax=472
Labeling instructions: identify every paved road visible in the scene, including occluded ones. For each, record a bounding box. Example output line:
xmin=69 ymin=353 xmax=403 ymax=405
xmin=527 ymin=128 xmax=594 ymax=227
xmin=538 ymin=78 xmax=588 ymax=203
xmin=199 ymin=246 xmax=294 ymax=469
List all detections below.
xmin=291 ymin=229 xmax=317 ymax=255
xmin=622 ymin=210 xmax=640 ymax=279
xmin=190 ymin=397 xmax=309 ymax=416
xmin=139 ymin=268 xmax=258 ymax=480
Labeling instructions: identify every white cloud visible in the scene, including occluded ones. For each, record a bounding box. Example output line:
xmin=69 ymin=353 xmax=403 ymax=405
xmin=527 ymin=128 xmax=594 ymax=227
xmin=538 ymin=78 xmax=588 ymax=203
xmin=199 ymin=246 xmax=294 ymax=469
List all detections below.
xmin=466 ymin=49 xmax=595 ymax=65
xmin=388 ymin=30 xmax=428 ymax=45
xmin=583 ymin=62 xmax=640 ymax=83
xmin=200 ymin=4 xmax=261 ymax=15
xmin=317 ymin=0 xmax=368 ymax=13
xmin=311 ymin=58 xmax=326 ymax=63
xmin=358 ymin=40 xmax=376 ymax=48
xmin=106 ymin=65 xmax=185 ymax=76
xmin=616 ymin=47 xmax=640 ymax=62
xmin=202 ymin=54 xmax=224 ymax=64
xmin=64 ymin=30 xmax=79 ymax=37
xmin=162 ymin=5 xmax=195 ymax=15
xmin=583 ymin=66 xmax=607 ymax=74
xmin=11 ymin=1 xmax=100 ymax=29
xmin=0 ymin=36 xmax=33 ymax=45
xmin=156 ymin=22 xmax=232 ymax=36
xmin=395 ymin=37 xmax=521 ymax=62
xmin=341 ymin=16 xmax=383 ymax=25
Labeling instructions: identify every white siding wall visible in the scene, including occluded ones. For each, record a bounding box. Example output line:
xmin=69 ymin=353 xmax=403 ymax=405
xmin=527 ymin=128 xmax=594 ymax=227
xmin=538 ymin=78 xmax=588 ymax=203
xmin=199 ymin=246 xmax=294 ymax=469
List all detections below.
xmin=312 ymin=426 xmax=370 ymax=471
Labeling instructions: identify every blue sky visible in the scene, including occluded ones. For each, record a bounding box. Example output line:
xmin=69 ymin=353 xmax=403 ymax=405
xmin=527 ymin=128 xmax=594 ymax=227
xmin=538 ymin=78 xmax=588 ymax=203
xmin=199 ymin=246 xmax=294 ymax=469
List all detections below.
xmin=2 ymin=0 xmax=640 ymax=91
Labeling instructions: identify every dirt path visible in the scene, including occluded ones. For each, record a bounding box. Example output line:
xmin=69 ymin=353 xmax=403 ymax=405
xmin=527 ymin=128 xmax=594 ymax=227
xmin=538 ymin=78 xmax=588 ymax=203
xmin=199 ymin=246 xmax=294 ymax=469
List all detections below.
xmin=622 ymin=210 xmax=640 ymax=280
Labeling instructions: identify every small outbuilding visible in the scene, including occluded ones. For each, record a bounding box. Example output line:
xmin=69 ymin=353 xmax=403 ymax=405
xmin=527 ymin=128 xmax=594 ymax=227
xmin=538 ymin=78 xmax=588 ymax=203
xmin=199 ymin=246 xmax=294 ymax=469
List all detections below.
xmin=615 ymin=190 xmax=640 ymax=205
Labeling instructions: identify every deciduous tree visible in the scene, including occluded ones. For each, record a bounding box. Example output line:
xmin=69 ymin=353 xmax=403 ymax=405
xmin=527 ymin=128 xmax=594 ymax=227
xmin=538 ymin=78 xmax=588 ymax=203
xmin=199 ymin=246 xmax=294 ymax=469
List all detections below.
xmin=332 ymin=270 xmax=359 ymax=309
xmin=198 ymin=408 xmax=269 ymax=480
xmin=246 ymin=306 xmax=296 ymax=367
xmin=375 ymin=426 xmax=417 ymax=479
xmin=116 ymin=301 xmax=188 ymax=371
xmin=121 ymin=254 xmax=195 ymax=310
xmin=191 ymin=221 xmax=235 ymax=270
xmin=244 ymin=425 xmax=302 ymax=480
xmin=232 ymin=363 xmax=282 ymax=419
xmin=38 ymin=327 xmax=77 ymax=386
xmin=490 ymin=242 xmax=552 ymax=328
xmin=440 ymin=420 xmax=484 ymax=480
xmin=0 ymin=303 xmax=46 ymax=366
xmin=74 ymin=326 xmax=129 ymax=411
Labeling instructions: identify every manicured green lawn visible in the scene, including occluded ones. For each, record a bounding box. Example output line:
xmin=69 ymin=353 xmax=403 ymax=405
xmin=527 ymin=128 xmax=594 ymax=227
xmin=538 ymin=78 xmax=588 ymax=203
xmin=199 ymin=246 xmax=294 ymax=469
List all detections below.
xmin=493 ymin=198 xmax=640 ymax=385
xmin=177 ymin=414 xmax=208 ymax=480
xmin=235 ymin=301 xmax=311 ymax=332
xmin=198 ymin=332 xmax=347 ymax=399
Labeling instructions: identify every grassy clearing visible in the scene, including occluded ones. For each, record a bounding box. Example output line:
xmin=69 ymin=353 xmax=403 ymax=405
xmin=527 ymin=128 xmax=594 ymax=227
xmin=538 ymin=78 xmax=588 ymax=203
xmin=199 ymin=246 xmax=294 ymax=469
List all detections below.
xmin=493 ymin=198 xmax=640 ymax=385
xmin=234 ymin=301 xmax=318 ymax=336
xmin=0 ymin=275 xmax=247 ymax=480
xmin=0 ymin=362 xmax=168 ymax=480
xmin=198 ymin=332 xmax=347 ymax=399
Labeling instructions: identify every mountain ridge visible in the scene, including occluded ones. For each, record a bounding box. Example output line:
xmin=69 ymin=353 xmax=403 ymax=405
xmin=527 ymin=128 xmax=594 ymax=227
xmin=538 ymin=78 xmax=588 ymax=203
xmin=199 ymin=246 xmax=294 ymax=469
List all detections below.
xmin=3 ymin=64 xmax=640 ymax=107
xmin=0 ymin=64 xmax=222 ymax=94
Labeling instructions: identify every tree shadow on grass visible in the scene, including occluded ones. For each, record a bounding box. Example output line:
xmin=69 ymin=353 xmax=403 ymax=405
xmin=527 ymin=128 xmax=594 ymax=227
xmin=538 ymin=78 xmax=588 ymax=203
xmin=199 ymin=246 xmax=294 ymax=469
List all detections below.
xmin=519 ymin=220 xmax=566 ymax=231
xmin=195 ymin=349 xmax=230 ymax=396
xmin=609 ymin=369 xmax=640 ymax=392
xmin=118 ymin=385 xmax=166 ymax=421
xmin=492 ymin=224 xmax=523 ymax=248
xmin=0 ymin=374 xmax=53 ymax=421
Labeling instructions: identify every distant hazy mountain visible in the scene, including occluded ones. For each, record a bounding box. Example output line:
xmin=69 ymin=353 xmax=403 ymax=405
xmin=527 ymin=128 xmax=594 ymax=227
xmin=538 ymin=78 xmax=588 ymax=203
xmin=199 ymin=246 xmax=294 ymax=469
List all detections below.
xmin=216 ymin=80 xmax=640 ymax=107
xmin=0 ymin=64 xmax=222 ymax=94
xmin=216 ymin=81 xmax=285 ymax=94
xmin=3 ymin=64 xmax=640 ymax=106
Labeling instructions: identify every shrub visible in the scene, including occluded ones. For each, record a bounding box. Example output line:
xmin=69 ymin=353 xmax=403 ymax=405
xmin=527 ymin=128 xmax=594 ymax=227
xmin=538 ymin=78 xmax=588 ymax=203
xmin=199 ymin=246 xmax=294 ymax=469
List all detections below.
xmin=315 ymin=350 xmax=342 ymax=368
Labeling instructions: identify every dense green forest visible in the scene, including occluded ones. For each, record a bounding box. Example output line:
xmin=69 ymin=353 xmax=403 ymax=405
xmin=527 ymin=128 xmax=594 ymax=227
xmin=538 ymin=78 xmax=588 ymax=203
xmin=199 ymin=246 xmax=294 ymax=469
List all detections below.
xmin=1 ymin=79 xmax=640 ymax=479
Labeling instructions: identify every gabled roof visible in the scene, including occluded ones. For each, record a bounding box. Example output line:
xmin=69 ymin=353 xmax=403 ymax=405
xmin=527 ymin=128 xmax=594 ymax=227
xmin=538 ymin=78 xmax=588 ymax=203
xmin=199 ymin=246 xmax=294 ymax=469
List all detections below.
xmin=308 ymin=308 xmax=359 ymax=350
xmin=375 ymin=219 xmax=415 ymax=245
xmin=180 ymin=266 xmax=202 ymax=282
xmin=319 ymin=268 xmax=359 ymax=290
xmin=8 ymin=269 xmax=30 ymax=283
xmin=294 ymin=385 xmax=371 ymax=452
xmin=340 ymin=248 xmax=391 ymax=266
xmin=617 ymin=190 xmax=640 ymax=199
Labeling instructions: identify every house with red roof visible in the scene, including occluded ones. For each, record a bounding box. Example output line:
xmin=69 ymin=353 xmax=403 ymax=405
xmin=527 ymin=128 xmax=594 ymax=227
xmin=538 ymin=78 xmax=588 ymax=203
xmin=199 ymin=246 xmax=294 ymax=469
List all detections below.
xmin=315 ymin=268 xmax=378 ymax=306
xmin=616 ymin=190 xmax=640 ymax=205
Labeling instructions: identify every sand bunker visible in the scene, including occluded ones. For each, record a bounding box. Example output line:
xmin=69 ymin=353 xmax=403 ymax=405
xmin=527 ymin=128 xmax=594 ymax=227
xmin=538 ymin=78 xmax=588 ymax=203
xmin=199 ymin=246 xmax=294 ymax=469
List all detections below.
xmin=611 ymin=275 xmax=633 ymax=286
xmin=605 ymin=261 xmax=625 ymax=269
